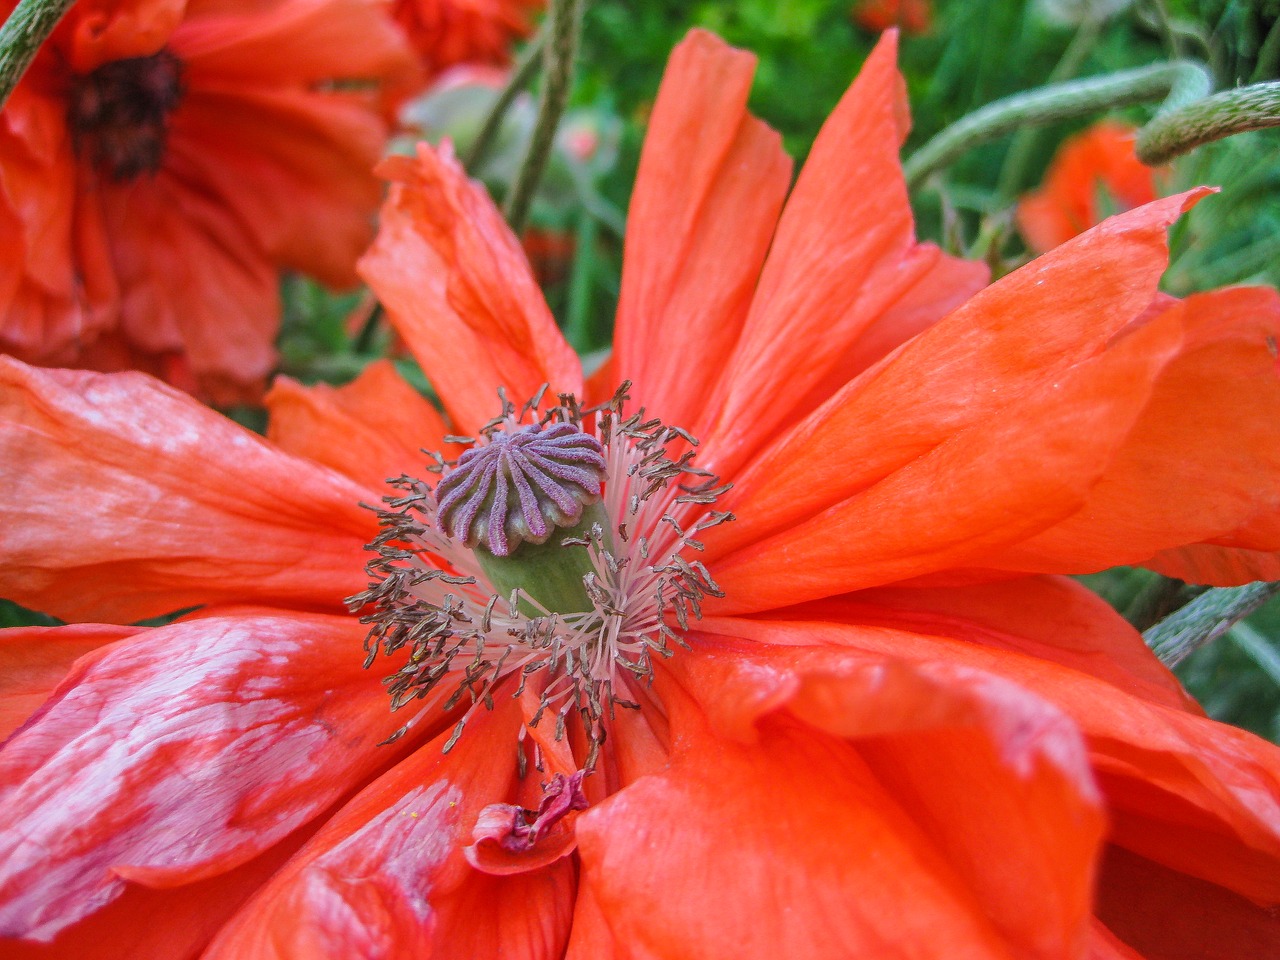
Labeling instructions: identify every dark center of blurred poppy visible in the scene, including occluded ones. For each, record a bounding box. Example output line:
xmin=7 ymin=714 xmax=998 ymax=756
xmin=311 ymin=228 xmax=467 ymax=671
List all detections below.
xmin=68 ymin=49 xmax=184 ymax=182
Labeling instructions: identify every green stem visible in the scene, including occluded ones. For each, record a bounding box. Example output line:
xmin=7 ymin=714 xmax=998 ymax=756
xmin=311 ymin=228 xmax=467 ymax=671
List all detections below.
xmin=565 ymin=208 xmax=597 ymax=351
xmin=995 ymin=16 xmax=1101 ymax=203
xmin=1136 ymin=81 xmax=1280 ymax=165
xmin=904 ymin=60 xmax=1211 ymax=190
xmin=1143 ymin=581 xmax=1280 ymax=667
xmin=502 ymin=0 xmax=584 ymax=235
xmin=462 ymin=28 xmax=547 ymax=171
xmin=0 ymin=0 xmax=75 ymax=109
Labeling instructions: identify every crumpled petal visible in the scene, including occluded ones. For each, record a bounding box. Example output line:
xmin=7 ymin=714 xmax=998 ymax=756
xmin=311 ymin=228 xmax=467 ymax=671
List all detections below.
xmin=967 ymin=286 xmax=1280 ymax=583
xmin=266 ymin=360 xmax=452 ymax=494
xmin=699 ymin=612 xmax=1280 ymax=906
xmin=612 ymin=29 xmax=791 ymax=432
xmin=0 ymin=623 xmax=139 ymax=741
xmin=0 ymin=358 xmax=374 ymax=622
xmin=570 ymin=646 xmax=1103 ymax=959
xmin=360 ymin=143 xmax=583 ymax=435
xmin=0 ymin=610 xmax=409 ymax=942
xmin=205 ymin=693 xmax=575 ymax=960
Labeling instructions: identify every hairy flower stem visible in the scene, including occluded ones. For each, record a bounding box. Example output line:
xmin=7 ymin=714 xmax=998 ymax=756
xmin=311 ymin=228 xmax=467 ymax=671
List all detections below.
xmin=1144 ymin=581 xmax=1280 ymax=667
xmin=503 ymin=0 xmax=584 ymax=234
xmin=0 ymin=0 xmax=75 ymax=109
xmin=462 ymin=28 xmax=547 ymax=171
xmin=903 ymin=61 xmax=1210 ymax=190
xmin=1136 ymin=82 xmax=1280 ymax=164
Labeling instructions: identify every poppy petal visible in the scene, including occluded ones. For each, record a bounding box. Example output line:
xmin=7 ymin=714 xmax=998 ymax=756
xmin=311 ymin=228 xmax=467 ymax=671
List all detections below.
xmin=266 ymin=360 xmax=451 ymax=494
xmin=613 ymin=29 xmax=791 ymax=431
xmin=970 ymin=287 xmax=1280 ymax=582
xmin=701 ymin=613 xmax=1280 ymax=905
xmin=700 ymin=34 xmax=942 ymax=472
xmin=711 ymin=190 xmax=1206 ymax=567
xmin=359 ymin=144 xmax=583 ymax=435
xmin=0 ymin=623 xmax=139 ymax=741
xmin=205 ymin=694 xmax=575 ymax=960
xmin=1096 ymin=846 xmax=1280 ymax=960
xmin=0 ymin=358 xmax=373 ymax=622
xmin=571 ymin=651 xmax=1102 ymax=959
xmin=0 ymin=817 xmax=316 ymax=960
xmin=0 ymin=610 xmax=407 ymax=941
xmin=836 ymin=576 xmax=1196 ymax=712
xmin=709 ymin=304 xmax=1183 ymax=612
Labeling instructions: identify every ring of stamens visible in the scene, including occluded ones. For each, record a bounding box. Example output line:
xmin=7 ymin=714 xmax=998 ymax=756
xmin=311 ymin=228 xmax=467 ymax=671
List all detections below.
xmin=348 ymin=384 xmax=732 ymax=769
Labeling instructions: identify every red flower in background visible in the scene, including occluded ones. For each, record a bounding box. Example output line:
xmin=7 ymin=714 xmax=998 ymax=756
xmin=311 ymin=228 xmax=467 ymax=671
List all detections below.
xmin=1018 ymin=120 xmax=1164 ymax=254
xmin=0 ymin=0 xmax=415 ymax=404
xmin=852 ymin=0 xmax=932 ymax=34
xmin=2 ymin=29 xmax=1280 ymax=959
xmin=395 ymin=0 xmax=543 ymax=80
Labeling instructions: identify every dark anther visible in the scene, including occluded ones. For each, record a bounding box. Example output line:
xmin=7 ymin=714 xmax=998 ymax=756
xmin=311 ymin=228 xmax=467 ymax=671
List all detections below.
xmin=68 ymin=49 xmax=185 ymax=182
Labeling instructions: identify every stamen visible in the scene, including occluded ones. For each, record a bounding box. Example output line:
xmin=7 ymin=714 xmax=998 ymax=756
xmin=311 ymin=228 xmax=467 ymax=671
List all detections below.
xmin=349 ymin=383 xmax=733 ymax=769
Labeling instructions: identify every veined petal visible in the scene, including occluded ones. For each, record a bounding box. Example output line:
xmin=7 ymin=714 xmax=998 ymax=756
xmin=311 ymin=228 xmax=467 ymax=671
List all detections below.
xmin=359 ymin=144 xmax=583 ymax=435
xmin=699 ymin=34 xmax=946 ymax=474
xmin=266 ymin=360 xmax=452 ymax=494
xmin=1096 ymin=846 xmax=1280 ymax=959
xmin=674 ymin=637 xmax=1103 ymax=960
xmin=0 ymin=623 xmax=139 ymax=741
xmin=0 ymin=358 xmax=373 ymax=622
xmin=711 ymin=191 xmax=1207 ymax=564
xmin=177 ymin=0 xmax=416 ymax=85
xmin=612 ymin=29 xmax=791 ymax=431
xmin=834 ymin=576 xmax=1196 ymax=712
xmin=205 ymin=695 xmax=575 ymax=960
xmin=98 ymin=168 xmax=282 ymax=405
xmin=0 ymin=819 xmax=315 ymax=960
xmin=0 ymin=611 xmax=408 ymax=942
xmin=710 ymin=306 xmax=1182 ymax=612
xmin=570 ymin=656 xmax=1102 ymax=960
xmin=701 ymin=614 xmax=1280 ymax=906
xmin=969 ymin=287 xmax=1280 ymax=582
xmin=169 ymin=86 xmax=387 ymax=288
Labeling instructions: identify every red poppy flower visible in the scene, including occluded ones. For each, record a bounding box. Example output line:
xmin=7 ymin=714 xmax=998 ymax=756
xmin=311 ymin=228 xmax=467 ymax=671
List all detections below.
xmin=1018 ymin=120 xmax=1165 ymax=255
xmin=0 ymin=0 xmax=415 ymax=404
xmin=394 ymin=0 xmax=542 ymax=80
xmin=3 ymin=30 xmax=1280 ymax=958
xmin=852 ymin=0 xmax=932 ymax=34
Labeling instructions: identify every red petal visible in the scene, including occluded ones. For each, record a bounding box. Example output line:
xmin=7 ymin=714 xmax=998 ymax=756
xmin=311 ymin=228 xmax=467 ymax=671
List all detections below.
xmin=613 ymin=29 xmax=791 ymax=431
xmin=827 ymin=576 xmax=1197 ymax=712
xmin=710 ymin=305 xmax=1183 ymax=612
xmin=1096 ymin=846 xmax=1280 ymax=959
xmin=700 ymin=35 xmax=957 ymax=474
xmin=0 ymin=610 xmax=408 ymax=941
xmin=206 ymin=696 xmax=575 ymax=960
xmin=0 ymin=359 xmax=373 ymax=622
xmin=571 ymin=654 xmax=1102 ymax=959
xmin=0 ymin=623 xmax=139 ymax=741
xmin=266 ymin=360 xmax=451 ymax=493
xmin=971 ymin=287 xmax=1280 ymax=582
xmin=700 ymin=613 xmax=1280 ymax=905
xmin=0 ymin=816 xmax=315 ymax=960
xmin=359 ymin=144 xmax=583 ymax=434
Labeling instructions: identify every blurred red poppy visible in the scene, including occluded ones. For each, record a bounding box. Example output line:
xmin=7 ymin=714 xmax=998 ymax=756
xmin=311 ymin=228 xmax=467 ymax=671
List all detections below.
xmin=1018 ymin=120 xmax=1165 ymax=254
xmin=0 ymin=0 xmax=415 ymax=403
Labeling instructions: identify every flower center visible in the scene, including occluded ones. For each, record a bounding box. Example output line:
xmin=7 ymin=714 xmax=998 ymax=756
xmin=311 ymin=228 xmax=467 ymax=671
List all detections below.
xmin=350 ymin=385 xmax=732 ymax=768
xmin=68 ymin=49 xmax=184 ymax=182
